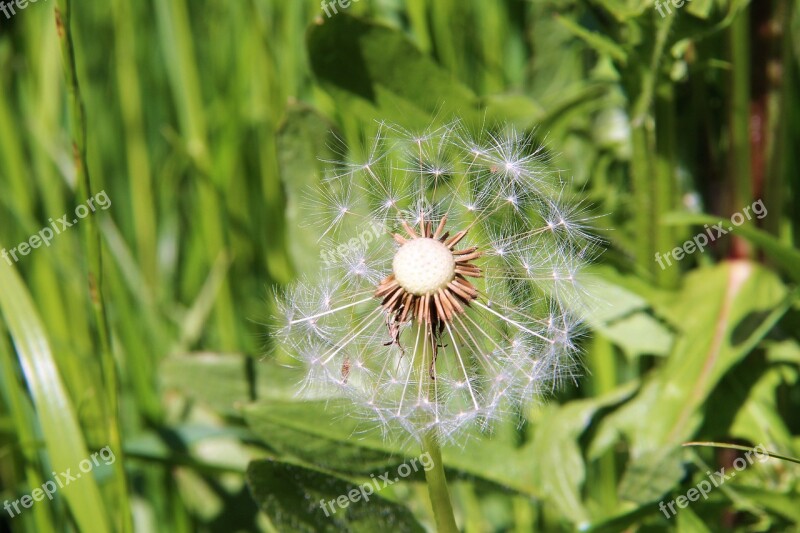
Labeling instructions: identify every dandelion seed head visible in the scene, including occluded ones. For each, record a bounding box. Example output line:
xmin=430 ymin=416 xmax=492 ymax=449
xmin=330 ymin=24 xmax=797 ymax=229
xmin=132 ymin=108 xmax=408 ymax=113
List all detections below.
xmin=274 ymin=119 xmax=598 ymax=443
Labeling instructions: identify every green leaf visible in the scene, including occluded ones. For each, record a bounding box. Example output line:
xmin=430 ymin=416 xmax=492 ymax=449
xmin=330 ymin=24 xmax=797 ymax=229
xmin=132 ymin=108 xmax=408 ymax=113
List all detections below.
xmin=525 ymin=383 xmax=638 ymax=524
xmin=577 ymin=270 xmax=674 ymax=358
xmin=246 ymin=459 xmax=425 ymax=533
xmin=306 ymin=14 xmax=478 ymax=123
xmin=589 ymin=0 xmax=651 ymax=22
xmin=554 ymin=15 xmax=628 ymax=64
xmin=481 ymin=94 xmax=546 ymax=130
xmin=582 ymin=505 xmax=657 ymax=533
xmin=243 ymin=399 xmax=410 ymax=474
xmin=600 ymin=313 xmax=673 ymax=359
xmin=596 ymin=262 xmax=795 ymax=504
xmin=160 ymin=353 xmax=299 ymax=414
xmin=0 ymin=262 xmax=111 ymax=533
xmin=635 ymin=262 xmax=789 ymax=445
xmin=617 ymin=446 xmax=685 ymax=505
xmin=725 ymin=365 xmax=795 ymax=448
xmin=243 ymin=399 xmax=542 ymax=496
xmin=686 ymin=0 xmax=715 ymax=19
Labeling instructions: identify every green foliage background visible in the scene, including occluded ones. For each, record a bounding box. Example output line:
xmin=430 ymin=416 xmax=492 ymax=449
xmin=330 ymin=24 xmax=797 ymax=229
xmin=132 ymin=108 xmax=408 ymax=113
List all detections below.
xmin=0 ymin=0 xmax=799 ymax=531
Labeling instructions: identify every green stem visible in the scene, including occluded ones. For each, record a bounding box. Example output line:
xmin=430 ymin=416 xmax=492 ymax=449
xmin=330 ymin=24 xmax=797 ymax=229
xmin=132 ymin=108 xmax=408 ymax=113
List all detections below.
xmin=421 ymin=430 xmax=459 ymax=532
xmin=586 ymin=335 xmax=617 ymax=511
xmin=683 ymin=441 xmax=800 ymax=465
xmin=415 ymin=325 xmax=459 ymax=532
xmin=728 ymin=7 xmax=752 ymax=259
xmin=55 ymin=1 xmax=131 ymax=530
xmin=629 ymin=13 xmax=674 ymax=282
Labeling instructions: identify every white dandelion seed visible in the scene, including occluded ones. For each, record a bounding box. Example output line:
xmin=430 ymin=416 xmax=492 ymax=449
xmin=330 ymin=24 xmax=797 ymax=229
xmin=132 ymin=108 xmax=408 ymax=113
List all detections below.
xmin=274 ymin=119 xmax=599 ymax=443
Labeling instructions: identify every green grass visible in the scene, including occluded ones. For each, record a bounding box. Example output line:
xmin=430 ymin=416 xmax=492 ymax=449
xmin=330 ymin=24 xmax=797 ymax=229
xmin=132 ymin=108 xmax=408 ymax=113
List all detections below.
xmin=1 ymin=0 xmax=799 ymax=531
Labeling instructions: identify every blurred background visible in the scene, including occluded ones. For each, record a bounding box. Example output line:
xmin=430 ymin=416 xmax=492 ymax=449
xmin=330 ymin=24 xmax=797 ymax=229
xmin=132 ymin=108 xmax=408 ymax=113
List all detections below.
xmin=0 ymin=0 xmax=798 ymax=531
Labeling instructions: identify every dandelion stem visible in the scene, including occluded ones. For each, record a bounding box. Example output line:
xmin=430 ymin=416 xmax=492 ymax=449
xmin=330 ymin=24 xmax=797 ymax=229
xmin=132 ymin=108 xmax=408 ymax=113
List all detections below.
xmin=421 ymin=430 xmax=459 ymax=533
xmin=414 ymin=325 xmax=459 ymax=533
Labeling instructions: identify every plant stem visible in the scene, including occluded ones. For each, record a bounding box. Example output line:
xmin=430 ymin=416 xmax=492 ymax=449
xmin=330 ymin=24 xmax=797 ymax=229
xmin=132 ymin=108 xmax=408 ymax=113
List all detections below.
xmin=728 ymin=7 xmax=753 ymax=259
xmin=415 ymin=325 xmax=459 ymax=532
xmin=586 ymin=335 xmax=618 ymax=510
xmin=55 ymin=1 xmax=131 ymax=530
xmin=421 ymin=429 xmax=459 ymax=533
xmin=629 ymin=12 xmax=674 ymax=284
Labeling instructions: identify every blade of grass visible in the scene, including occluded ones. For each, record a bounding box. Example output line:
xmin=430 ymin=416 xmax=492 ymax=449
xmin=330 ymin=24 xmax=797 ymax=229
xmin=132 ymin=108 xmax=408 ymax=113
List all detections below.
xmin=683 ymin=441 xmax=800 ymax=465
xmin=0 ymin=260 xmax=111 ymax=533
xmin=0 ymin=331 xmax=56 ymax=532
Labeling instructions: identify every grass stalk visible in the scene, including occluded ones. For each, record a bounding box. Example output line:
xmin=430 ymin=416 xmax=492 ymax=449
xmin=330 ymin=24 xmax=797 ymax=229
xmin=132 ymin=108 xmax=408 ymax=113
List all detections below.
xmin=54 ymin=0 xmax=131 ymax=529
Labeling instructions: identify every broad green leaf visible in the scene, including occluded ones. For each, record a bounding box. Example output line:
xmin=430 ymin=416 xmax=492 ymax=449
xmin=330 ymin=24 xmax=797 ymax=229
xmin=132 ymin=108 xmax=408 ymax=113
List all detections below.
xmin=0 ymin=261 xmax=111 ymax=533
xmin=246 ymin=459 xmax=425 ymax=532
xmin=306 ymin=14 xmax=478 ymax=123
xmin=617 ymin=446 xmax=684 ymax=505
xmin=124 ymin=424 xmax=256 ymax=474
xmin=523 ymin=382 xmax=638 ymax=525
xmin=244 ymin=380 xmax=637 ymax=509
xmin=581 ymin=505 xmax=655 ymax=533
xmin=589 ymin=0 xmax=651 ymax=22
xmin=726 ymin=366 xmax=795 ymax=448
xmin=243 ymin=399 xmax=410 ymax=474
xmin=160 ymin=353 xmax=299 ymax=414
xmin=596 ymin=262 xmax=794 ymax=504
xmin=600 ymin=313 xmax=673 ymax=359
xmin=577 ymin=270 xmax=674 ymax=358
xmin=635 ymin=262 xmax=789 ymax=445
xmin=765 ymin=339 xmax=800 ymax=365
xmin=243 ymin=399 xmax=542 ymax=495
xmin=481 ymin=94 xmax=546 ymax=130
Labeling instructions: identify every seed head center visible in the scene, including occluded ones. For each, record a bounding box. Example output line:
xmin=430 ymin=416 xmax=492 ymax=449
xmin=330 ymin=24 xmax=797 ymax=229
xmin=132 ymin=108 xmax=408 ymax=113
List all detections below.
xmin=392 ymin=238 xmax=455 ymax=296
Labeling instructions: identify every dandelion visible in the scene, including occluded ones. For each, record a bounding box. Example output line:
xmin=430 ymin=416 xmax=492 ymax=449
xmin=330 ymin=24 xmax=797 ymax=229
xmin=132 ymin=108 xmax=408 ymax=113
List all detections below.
xmin=274 ymin=119 xmax=599 ymax=530
xmin=276 ymin=119 xmax=598 ymax=445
